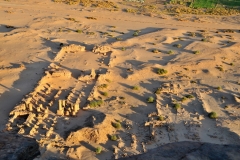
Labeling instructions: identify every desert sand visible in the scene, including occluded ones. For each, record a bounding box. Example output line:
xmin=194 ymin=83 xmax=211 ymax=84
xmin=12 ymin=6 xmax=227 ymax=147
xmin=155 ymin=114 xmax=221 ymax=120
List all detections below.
xmin=0 ymin=0 xmax=240 ymax=159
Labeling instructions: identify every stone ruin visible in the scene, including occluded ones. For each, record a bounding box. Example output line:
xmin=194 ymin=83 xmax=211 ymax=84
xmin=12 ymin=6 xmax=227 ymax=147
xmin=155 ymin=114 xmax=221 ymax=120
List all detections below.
xmin=56 ymin=99 xmax=80 ymax=116
xmin=92 ymin=45 xmax=112 ymax=55
xmin=157 ymin=82 xmax=179 ymax=94
xmin=78 ymin=69 xmax=96 ymax=81
xmin=45 ymin=64 xmax=72 ymax=78
xmin=61 ymin=44 xmax=85 ymax=53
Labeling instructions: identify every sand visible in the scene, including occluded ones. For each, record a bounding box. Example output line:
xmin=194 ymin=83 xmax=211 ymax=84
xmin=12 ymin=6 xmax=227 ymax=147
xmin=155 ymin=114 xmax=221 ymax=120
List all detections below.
xmin=0 ymin=0 xmax=240 ymax=159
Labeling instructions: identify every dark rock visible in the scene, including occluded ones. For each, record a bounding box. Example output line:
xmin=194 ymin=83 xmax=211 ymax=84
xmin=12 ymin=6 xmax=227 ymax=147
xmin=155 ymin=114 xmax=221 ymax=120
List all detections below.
xmin=0 ymin=133 xmax=40 ymax=160
xmin=119 ymin=141 xmax=240 ymax=160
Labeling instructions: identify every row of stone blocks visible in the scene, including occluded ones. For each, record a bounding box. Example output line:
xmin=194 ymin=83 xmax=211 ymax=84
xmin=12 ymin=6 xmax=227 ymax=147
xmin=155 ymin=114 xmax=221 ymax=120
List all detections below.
xmin=57 ymin=99 xmax=80 ymax=116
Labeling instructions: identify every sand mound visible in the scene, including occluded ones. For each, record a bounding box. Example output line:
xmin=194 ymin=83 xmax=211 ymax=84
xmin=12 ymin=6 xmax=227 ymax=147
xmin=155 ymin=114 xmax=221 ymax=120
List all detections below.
xmin=66 ymin=114 xmax=115 ymax=145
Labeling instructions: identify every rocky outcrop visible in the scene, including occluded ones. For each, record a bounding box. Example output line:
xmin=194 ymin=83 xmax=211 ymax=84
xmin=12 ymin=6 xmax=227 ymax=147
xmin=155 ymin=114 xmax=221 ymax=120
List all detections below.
xmin=119 ymin=141 xmax=240 ymax=160
xmin=0 ymin=133 xmax=40 ymax=160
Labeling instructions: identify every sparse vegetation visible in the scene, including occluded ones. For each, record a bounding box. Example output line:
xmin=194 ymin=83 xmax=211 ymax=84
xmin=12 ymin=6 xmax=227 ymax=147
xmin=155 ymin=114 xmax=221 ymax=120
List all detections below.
xmin=168 ymin=50 xmax=174 ymax=54
xmin=147 ymin=96 xmax=155 ymax=103
xmin=105 ymin=79 xmax=111 ymax=83
xmin=87 ymin=31 xmax=95 ymax=35
xmin=208 ymin=112 xmax=217 ymax=119
xmin=112 ymin=122 xmax=121 ymax=129
xmin=98 ymin=84 xmax=108 ymax=89
xmin=110 ymin=134 xmax=118 ymax=141
xmin=155 ymin=88 xmax=162 ymax=94
xmin=181 ymin=97 xmax=188 ymax=102
xmin=89 ymin=100 xmax=103 ymax=108
xmin=193 ymin=50 xmax=200 ymax=54
xmin=173 ymin=44 xmax=182 ymax=48
xmin=133 ymin=30 xmax=140 ymax=36
xmin=121 ymin=47 xmax=126 ymax=51
xmin=76 ymin=29 xmax=82 ymax=33
xmin=173 ymin=103 xmax=181 ymax=110
xmin=103 ymin=92 xmax=108 ymax=97
xmin=86 ymin=16 xmax=97 ymax=20
xmin=95 ymin=147 xmax=102 ymax=154
xmin=132 ymin=85 xmax=139 ymax=90
xmin=152 ymin=49 xmax=160 ymax=53
xmin=158 ymin=115 xmax=165 ymax=121
xmin=216 ymin=86 xmax=222 ymax=90
xmin=157 ymin=68 xmax=168 ymax=75
xmin=116 ymin=37 xmax=122 ymax=41
xmin=185 ymin=94 xmax=194 ymax=99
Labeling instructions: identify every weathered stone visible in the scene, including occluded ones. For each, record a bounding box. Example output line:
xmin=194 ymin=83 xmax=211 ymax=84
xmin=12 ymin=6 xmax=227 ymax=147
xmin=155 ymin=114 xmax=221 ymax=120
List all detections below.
xmin=0 ymin=133 xmax=40 ymax=160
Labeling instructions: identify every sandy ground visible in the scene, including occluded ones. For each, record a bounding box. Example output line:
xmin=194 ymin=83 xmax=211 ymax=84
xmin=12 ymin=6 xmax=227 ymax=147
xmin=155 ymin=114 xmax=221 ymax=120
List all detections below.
xmin=0 ymin=0 xmax=240 ymax=159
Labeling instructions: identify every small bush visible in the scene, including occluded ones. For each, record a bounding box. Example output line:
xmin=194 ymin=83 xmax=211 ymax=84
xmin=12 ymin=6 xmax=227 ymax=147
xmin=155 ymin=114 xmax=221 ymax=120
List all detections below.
xmin=208 ymin=112 xmax=217 ymax=119
xmin=110 ymin=134 xmax=118 ymax=141
xmin=185 ymin=94 xmax=194 ymax=98
xmin=158 ymin=115 xmax=164 ymax=121
xmin=157 ymin=68 xmax=168 ymax=75
xmin=229 ymin=63 xmax=234 ymax=66
xmin=147 ymin=96 xmax=155 ymax=103
xmin=132 ymin=86 xmax=139 ymax=90
xmin=173 ymin=103 xmax=181 ymax=110
xmin=95 ymin=147 xmax=102 ymax=154
xmin=103 ymin=92 xmax=108 ymax=97
xmin=98 ymin=84 xmax=108 ymax=89
xmin=193 ymin=50 xmax=200 ymax=54
xmin=168 ymin=50 xmax=174 ymax=54
xmin=173 ymin=44 xmax=182 ymax=48
xmin=89 ymin=100 xmax=103 ymax=108
xmin=216 ymin=86 xmax=222 ymax=90
xmin=116 ymin=37 xmax=122 ymax=41
xmin=155 ymin=88 xmax=162 ymax=94
xmin=121 ymin=47 xmax=126 ymax=51
xmin=105 ymin=79 xmax=111 ymax=83
xmin=86 ymin=17 xmax=97 ymax=20
xmin=181 ymin=97 xmax=188 ymax=102
xmin=76 ymin=29 xmax=82 ymax=33
xmin=133 ymin=30 xmax=140 ymax=36
xmin=87 ymin=32 xmax=95 ymax=35
xmin=152 ymin=49 xmax=160 ymax=53
xmin=112 ymin=122 xmax=121 ymax=129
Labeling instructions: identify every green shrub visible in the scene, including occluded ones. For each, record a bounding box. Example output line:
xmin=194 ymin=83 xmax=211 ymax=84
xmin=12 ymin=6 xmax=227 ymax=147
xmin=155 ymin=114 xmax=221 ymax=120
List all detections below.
xmin=158 ymin=115 xmax=164 ymax=121
xmin=185 ymin=94 xmax=194 ymax=98
xmin=208 ymin=112 xmax=217 ymax=119
xmin=95 ymin=147 xmax=102 ymax=154
xmin=216 ymin=86 xmax=222 ymax=90
xmin=103 ymin=92 xmax=108 ymax=97
xmin=89 ymin=100 xmax=103 ymax=107
xmin=147 ymin=96 xmax=155 ymax=103
xmin=157 ymin=68 xmax=168 ymax=75
xmin=152 ymin=49 xmax=160 ymax=53
xmin=181 ymin=97 xmax=188 ymax=102
xmin=98 ymin=84 xmax=108 ymax=89
xmin=173 ymin=103 xmax=181 ymax=110
xmin=193 ymin=50 xmax=200 ymax=54
xmin=110 ymin=134 xmax=118 ymax=141
xmin=155 ymin=88 xmax=162 ymax=94
xmin=121 ymin=47 xmax=126 ymax=51
xmin=168 ymin=50 xmax=174 ymax=54
xmin=105 ymin=79 xmax=111 ymax=83
xmin=112 ymin=122 xmax=121 ymax=129
xmin=174 ymin=44 xmax=182 ymax=48
xmin=76 ymin=29 xmax=82 ymax=33
xmin=132 ymin=85 xmax=139 ymax=90
xmin=87 ymin=31 xmax=95 ymax=35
